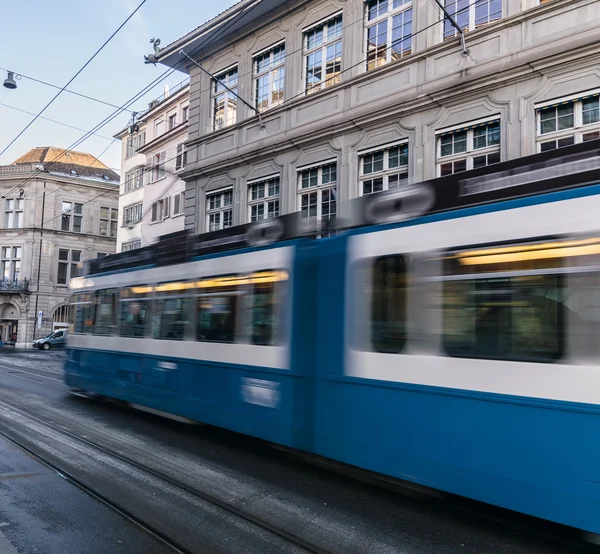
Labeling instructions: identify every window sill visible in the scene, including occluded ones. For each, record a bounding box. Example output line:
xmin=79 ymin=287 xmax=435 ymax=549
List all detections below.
xmin=172 ymin=213 xmax=184 ymax=218
xmin=147 ymin=176 xmax=167 ymax=185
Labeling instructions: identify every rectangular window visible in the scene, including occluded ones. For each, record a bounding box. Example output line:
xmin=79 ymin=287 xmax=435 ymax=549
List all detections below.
xmin=155 ymin=118 xmax=164 ymax=137
xmin=72 ymin=292 xmax=95 ymax=334
xmin=366 ymin=0 xmax=412 ymax=71
xmin=437 ymin=119 xmax=501 ymax=176
xmin=172 ymin=191 xmax=185 ymax=216
xmin=125 ymin=167 xmax=144 ymax=193
xmin=182 ymin=105 xmax=189 ymax=122
xmin=175 ymin=143 xmax=187 ymax=171
xmin=196 ymin=275 xmax=239 ymax=343
xmin=304 ymin=14 xmax=342 ymax=94
xmin=151 ymin=198 xmax=170 ymax=222
xmin=57 ymin=249 xmax=81 ymax=285
xmin=254 ymin=43 xmax=285 ymax=112
xmin=536 ymin=93 xmax=600 ymax=152
xmin=99 ymin=207 xmax=118 ymax=237
xmin=123 ymin=202 xmax=143 ymax=225
xmin=360 ymin=143 xmax=408 ymax=195
xmin=243 ymin=270 xmax=289 ymax=345
xmin=443 ymin=0 xmax=502 ymax=40
xmin=206 ymin=189 xmax=233 ymax=232
xmin=121 ymin=239 xmax=141 ymax=252
xmin=370 ymin=255 xmax=407 ymax=353
xmin=168 ymin=113 xmax=177 ymax=130
xmin=95 ymin=289 xmax=118 ymax=335
xmin=248 ymin=177 xmax=280 ymax=222
xmin=118 ymin=286 xmax=151 ymax=338
xmin=298 ymin=162 xmax=337 ymax=227
xmin=61 ymin=201 xmax=83 ymax=233
xmin=4 ymin=198 xmax=24 ymax=229
xmin=440 ymin=239 xmax=576 ymax=362
xmin=150 ymin=151 xmax=167 ymax=182
xmin=152 ymin=282 xmax=194 ymax=340
xmin=212 ymin=67 xmax=238 ymax=131
xmin=126 ymin=131 xmax=146 ymax=158
xmin=0 ymin=246 xmax=22 ymax=281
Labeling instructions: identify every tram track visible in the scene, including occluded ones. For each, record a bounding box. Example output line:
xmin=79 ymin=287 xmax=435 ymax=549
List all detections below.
xmin=0 ymin=395 xmax=327 ymax=554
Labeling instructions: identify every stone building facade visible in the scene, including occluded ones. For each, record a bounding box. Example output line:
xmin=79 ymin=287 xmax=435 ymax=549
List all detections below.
xmin=0 ymin=148 xmax=119 ymax=347
xmin=115 ymin=82 xmax=189 ymax=252
xmin=151 ymin=0 xmax=600 ymax=233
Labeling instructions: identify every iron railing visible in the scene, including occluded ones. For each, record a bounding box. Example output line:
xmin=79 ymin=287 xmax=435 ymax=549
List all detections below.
xmin=0 ymin=279 xmax=29 ymax=293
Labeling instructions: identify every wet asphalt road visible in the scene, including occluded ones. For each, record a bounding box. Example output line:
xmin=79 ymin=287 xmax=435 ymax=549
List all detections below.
xmin=0 ymin=349 xmax=597 ymax=554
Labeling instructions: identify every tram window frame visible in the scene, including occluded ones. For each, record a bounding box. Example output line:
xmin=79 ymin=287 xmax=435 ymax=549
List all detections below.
xmin=440 ymin=238 xmax=571 ymax=363
xmin=71 ymin=292 xmax=96 ymax=334
xmin=195 ymin=274 xmax=242 ymax=344
xmin=94 ymin=289 xmax=118 ymax=335
xmin=367 ymin=255 xmax=408 ymax=354
xmin=118 ymin=285 xmax=153 ymax=338
xmin=151 ymin=281 xmax=195 ymax=341
xmin=242 ymin=269 xmax=289 ymax=346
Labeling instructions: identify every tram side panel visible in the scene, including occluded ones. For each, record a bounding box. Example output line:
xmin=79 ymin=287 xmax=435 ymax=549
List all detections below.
xmin=65 ymin=243 xmax=316 ymax=450
xmin=316 ymin=195 xmax=600 ymax=535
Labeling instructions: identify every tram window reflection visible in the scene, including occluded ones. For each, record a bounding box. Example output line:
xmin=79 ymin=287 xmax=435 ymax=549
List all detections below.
xmin=371 ymin=255 xmax=407 ymax=353
xmin=95 ymin=289 xmax=118 ymax=335
xmin=72 ymin=292 xmax=95 ymax=334
xmin=245 ymin=270 xmax=288 ymax=346
xmin=119 ymin=286 xmax=151 ymax=338
xmin=196 ymin=275 xmax=239 ymax=343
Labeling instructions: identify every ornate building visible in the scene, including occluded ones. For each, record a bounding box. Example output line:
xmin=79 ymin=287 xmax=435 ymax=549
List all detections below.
xmin=0 ymin=147 xmax=119 ymax=347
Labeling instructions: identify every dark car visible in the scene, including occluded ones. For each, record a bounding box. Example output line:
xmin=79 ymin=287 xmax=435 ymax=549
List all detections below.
xmin=33 ymin=330 xmax=67 ymax=350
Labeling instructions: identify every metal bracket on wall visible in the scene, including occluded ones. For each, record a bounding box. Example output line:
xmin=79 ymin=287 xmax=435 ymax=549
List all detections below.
xmin=431 ymin=0 xmax=469 ymax=57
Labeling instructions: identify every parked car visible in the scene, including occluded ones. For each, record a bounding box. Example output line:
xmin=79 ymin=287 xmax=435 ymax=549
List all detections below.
xmin=33 ymin=330 xmax=67 ymax=350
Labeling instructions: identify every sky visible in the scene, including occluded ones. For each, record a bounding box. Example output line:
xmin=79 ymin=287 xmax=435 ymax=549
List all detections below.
xmin=0 ymin=0 xmax=240 ymax=173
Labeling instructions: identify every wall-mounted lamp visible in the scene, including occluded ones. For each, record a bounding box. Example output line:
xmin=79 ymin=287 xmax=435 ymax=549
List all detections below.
xmin=3 ymin=71 xmax=18 ymax=90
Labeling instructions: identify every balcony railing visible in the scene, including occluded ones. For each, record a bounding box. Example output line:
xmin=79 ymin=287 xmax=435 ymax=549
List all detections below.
xmin=0 ymin=279 xmax=30 ymax=293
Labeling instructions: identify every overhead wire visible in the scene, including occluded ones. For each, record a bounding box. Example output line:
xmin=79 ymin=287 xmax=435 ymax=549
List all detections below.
xmin=0 ymin=102 xmax=117 ymax=142
xmin=0 ymin=0 xmax=264 ymax=203
xmin=0 ymin=66 xmax=134 ymax=113
xmin=2 ymin=1 xmax=267 ymax=243
xmin=0 ymin=0 xmax=149 ymax=158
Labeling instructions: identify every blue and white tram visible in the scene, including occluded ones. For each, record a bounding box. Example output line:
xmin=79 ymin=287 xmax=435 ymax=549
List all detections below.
xmin=65 ymin=141 xmax=600 ymax=535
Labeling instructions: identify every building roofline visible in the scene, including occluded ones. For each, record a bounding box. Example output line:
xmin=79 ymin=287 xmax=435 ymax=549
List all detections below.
xmin=154 ymin=0 xmax=290 ymax=70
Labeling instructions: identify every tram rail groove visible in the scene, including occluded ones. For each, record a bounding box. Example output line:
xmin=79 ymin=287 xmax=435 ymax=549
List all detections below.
xmin=0 ymin=397 xmax=326 ymax=554
xmin=0 ymin=427 xmax=190 ymax=554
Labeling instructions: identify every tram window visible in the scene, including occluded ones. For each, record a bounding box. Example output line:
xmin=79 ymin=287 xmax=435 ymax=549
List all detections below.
xmin=443 ymin=249 xmax=565 ymax=362
xmin=118 ymin=286 xmax=152 ymax=338
xmin=196 ymin=275 xmax=240 ymax=343
xmin=244 ymin=270 xmax=288 ymax=346
xmin=72 ymin=292 xmax=95 ymax=334
xmin=371 ymin=256 xmax=407 ymax=353
xmin=152 ymin=282 xmax=194 ymax=340
xmin=564 ymin=272 xmax=600 ymax=359
xmin=95 ymin=289 xmax=118 ymax=335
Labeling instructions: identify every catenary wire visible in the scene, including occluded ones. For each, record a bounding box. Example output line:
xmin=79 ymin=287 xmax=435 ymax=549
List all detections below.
xmin=0 ymin=0 xmax=149 ymax=158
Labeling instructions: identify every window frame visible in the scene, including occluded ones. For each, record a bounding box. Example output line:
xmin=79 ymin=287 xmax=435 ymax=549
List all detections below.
xmin=206 ymin=188 xmax=234 ymax=232
xmin=175 ymin=143 xmax=187 ymax=171
xmin=151 ymin=197 xmax=170 ymax=223
xmin=535 ymin=92 xmax=600 ymax=153
xmin=57 ymin=248 xmax=82 ymax=286
xmin=4 ymin=198 xmax=24 ymax=229
xmin=0 ymin=246 xmax=22 ymax=281
xmin=123 ymin=202 xmax=143 ymax=226
xmin=436 ymin=118 xmax=501 ymax=177
xmin=61 ymin=201 xmax=84 ymax=233
xmin=365 ymin=0 xmax=413 ymax=71
xmin=212 ymin=65 xmax=239 ymax=131
xmin=442 ymin=0 xmax=503 ymax=40
xmin=253 ymin=42 xmax=286 ymax=112
xmin=297 ymin=161 xmax=337 ymax=227
xmin=121 ymin=239 xmax=141 ymax=252
xmin=172 ymin=191 xmax=186 ymax=217
xmin=359 ymin=141 xmax=409 ymax=196
xmin=248 ymin=176 xmax=280 ymax=222
xmin=99 ymin=206 xmax=118 ymax=237
xmin=303 ymin=13 xmax=343 ymax=95
xmin=124 ymin=167 xmax=144 ymax=193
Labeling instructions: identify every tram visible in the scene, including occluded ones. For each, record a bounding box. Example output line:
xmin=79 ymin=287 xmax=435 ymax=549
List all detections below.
xmin=65 ymin=139 xmax=600 ymax=535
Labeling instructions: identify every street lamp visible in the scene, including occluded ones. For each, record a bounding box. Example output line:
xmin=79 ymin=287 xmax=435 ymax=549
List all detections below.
xmin=3 ymin=71 xmax=17 ymax=90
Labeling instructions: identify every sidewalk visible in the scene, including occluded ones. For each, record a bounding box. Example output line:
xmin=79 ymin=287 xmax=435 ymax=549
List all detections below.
xmin=0 ymin=436 xmax=170 ymax=554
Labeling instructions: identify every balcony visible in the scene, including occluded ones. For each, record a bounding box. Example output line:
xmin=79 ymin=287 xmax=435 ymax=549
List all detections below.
xmin=0 ymin=279 xmax=30 ymax=293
